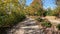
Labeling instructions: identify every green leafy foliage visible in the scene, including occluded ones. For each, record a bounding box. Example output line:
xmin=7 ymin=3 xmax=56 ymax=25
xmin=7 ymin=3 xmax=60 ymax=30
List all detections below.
xmin=43 ymin=7 xmax=60 ymax=17
xmin=36 ymin=8 xmax=44 ymax=16
xmin=0 ymin=11 xmax=26 ymax=27
xmin=44 ymin=8 xmax=55 ymax=16
xmin=0 ymin=0 xmax=26 ymax=27
xmin=54 ymin=7 xmax=60 ymax=17
xmin=57 ymin=24 xmax=60 ymax=30
xmin=41 ymin=21 xmax=52 ymax=28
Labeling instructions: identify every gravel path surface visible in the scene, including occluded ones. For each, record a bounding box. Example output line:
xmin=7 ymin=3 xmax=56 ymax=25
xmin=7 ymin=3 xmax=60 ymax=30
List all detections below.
xmin=7 ymin=17 xmax=42 ymax=34
xmin=7 ymin=17 xmax=60 ymax=34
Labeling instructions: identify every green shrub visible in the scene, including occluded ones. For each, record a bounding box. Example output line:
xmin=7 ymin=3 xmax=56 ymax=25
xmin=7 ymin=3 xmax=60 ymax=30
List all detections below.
xmin=53 ymin=7 xmax=60 ymax=17
xmin=36 ymin=8 xmax=43 ymax=16
xmin=44 ymin=7 xmax=60 ymax=16
xmin=41 ymin=21 xmax=52 ymax=28
xmin=57 ymin=24 xmax=60 ymax=30
xmin=0 ymin=11 xmax=26 ymax=27
xmin=0 ymin=0 xmax=26 ymax=27
xmin=45 ymin=10 xmax=55 ymax=16
xmin=43 ymin=11 xmax=47 ymax=17
xmin=43 ymin=8 xmax=56 ymax=16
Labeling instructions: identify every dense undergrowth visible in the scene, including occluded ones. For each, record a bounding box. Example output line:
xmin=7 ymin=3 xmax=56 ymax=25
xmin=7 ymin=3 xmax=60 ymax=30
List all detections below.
xmin=0 ymin=0 xmax=26 ymax=27
xmin=0 ymin=11 xmax=26 ymax=27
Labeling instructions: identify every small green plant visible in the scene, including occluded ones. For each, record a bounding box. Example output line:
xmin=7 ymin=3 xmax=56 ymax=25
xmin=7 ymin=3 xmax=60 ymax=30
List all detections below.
xmin=41 ymin=21 xmax=52 ymax=28
xmin=36 ymin=18 xmax=45 ymax=22
xmin=57 ymin=24 xmax=60 ymax=30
